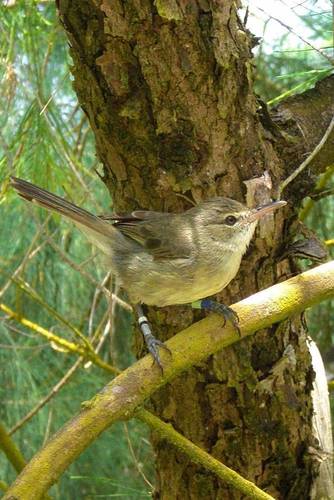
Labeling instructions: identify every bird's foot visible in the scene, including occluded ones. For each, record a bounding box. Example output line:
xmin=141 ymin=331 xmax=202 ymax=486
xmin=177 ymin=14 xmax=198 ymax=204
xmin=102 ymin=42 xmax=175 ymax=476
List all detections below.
xmin=137 ymin=308 xmax=171 ymax=372
xmin=192 ymin=298 xmax=241 ymax=337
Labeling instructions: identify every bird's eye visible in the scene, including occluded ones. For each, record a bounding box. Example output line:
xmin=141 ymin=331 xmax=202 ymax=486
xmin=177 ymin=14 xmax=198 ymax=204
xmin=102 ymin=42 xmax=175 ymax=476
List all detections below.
xmin=224 ymin=215 xmax=237 ymax=226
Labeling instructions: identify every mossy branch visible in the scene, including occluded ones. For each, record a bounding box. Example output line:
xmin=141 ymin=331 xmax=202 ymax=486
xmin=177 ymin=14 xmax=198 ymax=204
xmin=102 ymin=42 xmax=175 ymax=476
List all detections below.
xmin=0 ymin=422 xmax=26 ymax=473
xmin=4 ymin=261 xmax=334 ymax=499
xmin=0 ymin=422 xmax=52 ymax=500
xmin=0 ymin=303 xmax=119 ymax=375
xmin=2 ymin=309 xmax=272 ymax=498
xmin=136 ymin=408 xmax=275 ymax=500
xmin=0 ymin=480 xmax=8 ymax=492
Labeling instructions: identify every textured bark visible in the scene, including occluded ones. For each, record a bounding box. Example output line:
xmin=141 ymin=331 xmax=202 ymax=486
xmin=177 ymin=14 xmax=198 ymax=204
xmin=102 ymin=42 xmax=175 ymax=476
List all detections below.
xmin=56 ymin=1 xmax=334 ymax=498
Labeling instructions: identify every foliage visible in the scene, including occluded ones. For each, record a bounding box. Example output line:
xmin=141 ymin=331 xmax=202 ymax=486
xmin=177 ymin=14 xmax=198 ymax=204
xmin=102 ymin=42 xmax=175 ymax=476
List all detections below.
xmin=250 ymin=0 xmax=334 ymax=104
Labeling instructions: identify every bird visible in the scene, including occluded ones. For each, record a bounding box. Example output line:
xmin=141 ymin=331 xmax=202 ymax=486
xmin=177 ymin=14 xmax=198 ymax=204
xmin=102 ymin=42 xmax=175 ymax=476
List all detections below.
xmin=10 ymin=176 xmax=286 ymax=369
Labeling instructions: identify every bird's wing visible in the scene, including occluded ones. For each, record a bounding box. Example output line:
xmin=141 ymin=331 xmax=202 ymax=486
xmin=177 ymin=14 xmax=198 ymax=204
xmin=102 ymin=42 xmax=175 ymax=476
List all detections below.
xmin=100 ymin=211 xmax=193 ymax=260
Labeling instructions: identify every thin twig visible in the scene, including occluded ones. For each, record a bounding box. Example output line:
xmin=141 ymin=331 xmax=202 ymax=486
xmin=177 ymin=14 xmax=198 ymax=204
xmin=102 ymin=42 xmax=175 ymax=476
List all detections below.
xmin=42 ymin=409 xmax=53 ymax=447
xmin=256 ymin=6 xmax=334 ymax=65
xmin=39 ymin=73 xmax=69 ymax=116
xmin=37 ymin=94 xmax=97 ymax=206
xmin=278 ymin=115 xmax=334 ymax=198
xmin=90 ymin=308 xmax=110 ymax=345
xmin=299 ymin=163 xmax=334 ymax=221
xmin=11 ymin=278 xmax=95 ymax=352
xmin=88 ymin=272 xmax=112 ymax=336
xmin=9 ymin=358 xmax=82 ymax=435
xmin=123 ymin=422 xmax=154 ymax=490
xmin=84 ymin=320 xmax=111 ymax=370
xmin=109 ymin=279 xmax=120 ymax=360
xmin=84 ymin=309 xmax=110 ymax=369
xmin=0 ymin=342 xmax=48 ymax=351
xmin=3 ymin=321 xmax=41 ymax=340
xmin=45 ymin=235 xmax=132 ymax=312
xmin=0 ymin=215 xmax=52 ymax=299
xmin=0 ymin=303 xmax=120 ymax=375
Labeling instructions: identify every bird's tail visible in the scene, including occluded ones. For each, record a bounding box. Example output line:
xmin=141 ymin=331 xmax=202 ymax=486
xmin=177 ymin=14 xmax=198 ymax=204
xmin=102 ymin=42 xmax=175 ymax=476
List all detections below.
xmin=10 ymin=177 xmax=115 ymax=240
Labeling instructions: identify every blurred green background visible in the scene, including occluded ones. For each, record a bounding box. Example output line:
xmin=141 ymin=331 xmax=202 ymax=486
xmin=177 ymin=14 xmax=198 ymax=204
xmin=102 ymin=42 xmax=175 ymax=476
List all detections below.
xmin=0 ymin=0 xmax=333 ymax=498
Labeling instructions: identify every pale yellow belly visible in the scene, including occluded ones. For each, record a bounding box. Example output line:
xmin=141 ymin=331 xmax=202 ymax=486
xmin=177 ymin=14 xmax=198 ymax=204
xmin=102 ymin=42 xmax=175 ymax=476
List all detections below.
xmin=124 ymin=253 xmax=242 ymax=306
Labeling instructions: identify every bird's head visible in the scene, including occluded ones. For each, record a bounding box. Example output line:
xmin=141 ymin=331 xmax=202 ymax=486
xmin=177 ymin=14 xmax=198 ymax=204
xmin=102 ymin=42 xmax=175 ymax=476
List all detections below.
xmin=190 ymin=197 xmax=286 ymax=253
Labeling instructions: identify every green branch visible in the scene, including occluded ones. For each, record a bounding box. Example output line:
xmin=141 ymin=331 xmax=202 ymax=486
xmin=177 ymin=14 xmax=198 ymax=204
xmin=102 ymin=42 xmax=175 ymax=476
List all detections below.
xmin=4 ymin=261 xmax=334 ymax=499
xmin=0 ymin=422 xmax=52 ymax=500
xmin=136 ymin=408 xmax=275 ymax=500
xmin=0 ymin=303 xmax=119 ymax=375
xmin=0 ymin=422 xmax=26 ymax=473
xmin=2 ymin=305 xmax=272 ymax=498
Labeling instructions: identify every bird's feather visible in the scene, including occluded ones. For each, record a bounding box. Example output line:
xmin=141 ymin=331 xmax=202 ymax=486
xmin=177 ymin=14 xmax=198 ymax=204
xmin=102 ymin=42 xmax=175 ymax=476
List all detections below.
xmin=100 ymin=211 xmax=193 ymax=260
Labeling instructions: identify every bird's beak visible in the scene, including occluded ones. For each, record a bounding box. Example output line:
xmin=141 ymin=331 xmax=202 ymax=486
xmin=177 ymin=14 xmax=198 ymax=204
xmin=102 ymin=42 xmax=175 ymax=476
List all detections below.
xmin=247 ymin=200 xmax=287 ymax=222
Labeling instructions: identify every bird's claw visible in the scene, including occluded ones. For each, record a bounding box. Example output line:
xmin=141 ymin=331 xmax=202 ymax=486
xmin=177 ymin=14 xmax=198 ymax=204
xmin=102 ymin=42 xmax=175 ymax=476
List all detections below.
xmin=200 ymin=299 xmax=241 ymax=337
xmin=145 ymin=334 xmax=171 ymax=373
xmin=220 ymin=305 xmax=241 ymax=337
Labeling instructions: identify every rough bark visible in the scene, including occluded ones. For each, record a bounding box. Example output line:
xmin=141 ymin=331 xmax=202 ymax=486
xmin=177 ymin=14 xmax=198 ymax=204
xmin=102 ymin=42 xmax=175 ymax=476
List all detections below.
xmin=56 ymin=1 xmax=334 ymax=498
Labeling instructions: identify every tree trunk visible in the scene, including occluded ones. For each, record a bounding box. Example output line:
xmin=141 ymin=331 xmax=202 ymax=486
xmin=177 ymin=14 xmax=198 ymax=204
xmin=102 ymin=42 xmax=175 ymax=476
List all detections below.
xmin=57 ymin=1 xmax=334 ymax=498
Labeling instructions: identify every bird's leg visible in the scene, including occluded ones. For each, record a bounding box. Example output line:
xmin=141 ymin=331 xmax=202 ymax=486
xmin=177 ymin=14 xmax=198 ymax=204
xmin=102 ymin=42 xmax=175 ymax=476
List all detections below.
xmin=135 ymin=304 xmax=171 ymax=372
xmin=191 ymin=298 xmax=241 ymax=337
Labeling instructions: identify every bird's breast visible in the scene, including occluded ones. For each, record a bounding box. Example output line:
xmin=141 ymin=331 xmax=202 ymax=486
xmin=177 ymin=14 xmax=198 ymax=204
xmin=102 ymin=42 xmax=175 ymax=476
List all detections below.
xmin=122 ymin=247 xmax=243 ymax=307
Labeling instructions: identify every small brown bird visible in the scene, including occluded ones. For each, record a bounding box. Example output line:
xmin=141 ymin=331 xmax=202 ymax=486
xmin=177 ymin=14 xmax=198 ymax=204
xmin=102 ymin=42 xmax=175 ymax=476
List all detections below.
xmin=11 ymin=177 xmax=286 ymax=368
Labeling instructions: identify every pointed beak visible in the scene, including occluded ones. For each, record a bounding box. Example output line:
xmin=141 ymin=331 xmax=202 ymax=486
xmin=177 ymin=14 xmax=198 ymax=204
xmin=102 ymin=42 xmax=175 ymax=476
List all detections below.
xmin=247 ymin=200 xmax=287 ymax=223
